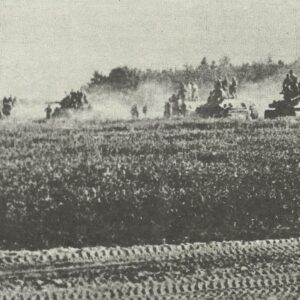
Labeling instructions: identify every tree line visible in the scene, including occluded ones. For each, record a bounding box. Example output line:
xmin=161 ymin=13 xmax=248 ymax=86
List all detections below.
xmin=85 ymin=56 xmax=300 ymax=93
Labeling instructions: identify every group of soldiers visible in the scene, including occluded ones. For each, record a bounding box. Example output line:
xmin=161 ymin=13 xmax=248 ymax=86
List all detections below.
xmin=164 ymin=82 xmax=191 ymax=118
xmin=282 ymin=70 xmax=300 ymax=100
xmin=1 ymin=96 xmax=16 ymax=117
xmin=184 ymin=82 xmax=199 ymax=102
xmin=163 ymin=78 xmax=237 ymax=118
xmin=45 ymin=90 xmax=88 ymax=119
xmin=208 ymin=77 xmax=238 ymax=104
xmin=130 ymin=104 xmax=148 ymax=119
xmin=164 ymin=94 xmax=186 ymax=118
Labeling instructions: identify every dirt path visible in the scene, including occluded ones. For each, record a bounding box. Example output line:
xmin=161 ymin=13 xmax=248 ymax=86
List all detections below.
xmin=0 ymin=238 xmax=299 ymax=299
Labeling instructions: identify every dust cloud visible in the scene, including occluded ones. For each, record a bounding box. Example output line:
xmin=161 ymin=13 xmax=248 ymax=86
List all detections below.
xmin=4 ymin=78 xmax=283 ymax=122
xmin=238 ymin=79 xmax=281 ymax=116
xmin=11 ymin=97 xmax=46 ymax=121
xmin=82 ymin=82 xmax=173 ymax=121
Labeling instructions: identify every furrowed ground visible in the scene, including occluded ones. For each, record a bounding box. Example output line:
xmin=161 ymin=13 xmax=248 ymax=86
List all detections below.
xmin=0 ymin=117 xmax=300 ymax=250
xmin=1 ymin=238 xmax=299 ymax=299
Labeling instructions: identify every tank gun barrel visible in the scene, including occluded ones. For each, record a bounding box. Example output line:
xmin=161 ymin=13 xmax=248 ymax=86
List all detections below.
xmin=46 ymin=101 xmax=61 ymax=105
xmin=291 ymin=95 xmax=300 ymax=102
xmin=269 ymin=94 xmax=300 ymax=109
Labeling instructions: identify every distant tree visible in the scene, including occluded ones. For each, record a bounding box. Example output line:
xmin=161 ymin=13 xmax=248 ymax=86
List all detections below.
xmin=183 ymin=64 xmax=195 ymax=82
xmin=219 ymin=56 xmax=231 ymax=67
xmin=108 ymin=66 xmax=140 ymax=90
xmin=85 ymin=56 xmax=296 ymax=97
xmin=88 ymin=71 xmax=107 ymax=88
xmin=218 ymin=56 xmax=233 ymax=78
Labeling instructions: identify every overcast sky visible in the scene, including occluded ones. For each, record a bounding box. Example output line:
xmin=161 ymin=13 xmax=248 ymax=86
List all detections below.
xmin=0 ymin=0 xmax=300 ymax=100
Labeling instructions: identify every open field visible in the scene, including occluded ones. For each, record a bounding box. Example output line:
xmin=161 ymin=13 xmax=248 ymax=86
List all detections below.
xmin=1 ymin=117 xmax=300 ymax=298
xmin=0 ymin=117 xmax=300 ymax=250
xmin=0 ymin=238 xmax=299 ymax=299
xmin=3 ymin=1 xmax=300 ymax=298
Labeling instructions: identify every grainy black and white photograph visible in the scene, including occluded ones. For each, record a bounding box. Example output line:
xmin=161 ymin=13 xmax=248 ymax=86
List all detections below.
xmin=0 ymin=0 xmax=300 ymax=299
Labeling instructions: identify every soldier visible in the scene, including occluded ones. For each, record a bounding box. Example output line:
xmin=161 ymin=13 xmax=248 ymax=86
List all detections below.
xmin=45 ymin=105 xmax=52 ymax=119
xmin=282 ymin=74 xmax=293 ymax=100
xmin=289 ymin=70 xmax=298 ymax=83
xmin=289 ymin=70 xmax=299 ymax=96
xmin=185 ymin=82 xmax=192 ymax=101
xmin=214 ymin=89 xmax=224 ymax=103
xmin=249 ymin=105 xmax=259 ymax=119
xmin=131 ymin=104 xmax=139 ymax=119
xmin=207 ymin=91 xmax=215 ymax=103
xmin=53 ymin=107 xmax=60 ymax=118
xmin=164 ymin=102 xmax=171 ymax=118
xmin=169 ymin=94 xmax=177 ymax=103
xmin=83 ymin=94 xmax=88 ymax=104
xmin=180 ymin=101 xmax=187 ymax=116
xmin=213 ymin=79 xmax=225 ymax=102
xmin=222 ymin=76 xmax=229 ymax=98
xmin=142 ymin=105 xmax=147 ymax=116
xmin=76 ymin=93 xmax=83 ymax=109
xmin=229 ymin=77 xmax=238 ymax=98
xmin=2 ymin=97 xmax=11 ymax=116
xmin=191 ymin=82 xmax=198 ymax=101
xmin=214 ymin=79 xmax=222 ymax=91
xmin=222 ymin=76 xmax=229 ymax=91
xmin=178 ymin=82 xmax=187 ymax=101
xmin=282 ymin=74 xmax=291 ymax=92
xmin=70 ymin=90 xmax=76 ymax=100
xmin=171 ymin=95 xmax=180 ymax=116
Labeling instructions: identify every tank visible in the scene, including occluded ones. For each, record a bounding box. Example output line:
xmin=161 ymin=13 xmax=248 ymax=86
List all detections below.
xmin=47 ymin=91 xmax=91 ymax=119
xmin=264 ymin=95 xmax=300 ymax=119
xmin=195 ymin=94 xmax=258 ymax=120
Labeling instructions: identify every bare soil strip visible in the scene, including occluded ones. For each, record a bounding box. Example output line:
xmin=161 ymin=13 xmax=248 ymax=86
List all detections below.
xmin=0 ymin=238 xmax=299 ymax=299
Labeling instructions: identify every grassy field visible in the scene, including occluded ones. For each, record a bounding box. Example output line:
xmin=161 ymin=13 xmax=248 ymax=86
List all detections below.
xmin=0 ymin=117 xmax=300 ymax=250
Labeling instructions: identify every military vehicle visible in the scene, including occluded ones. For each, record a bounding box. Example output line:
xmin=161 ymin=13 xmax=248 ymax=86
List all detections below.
xmin=264 ymin=71 xmax=300 ymax=119
xmin=264 ymin=94 xmax=300 ymax=119
xmin=47 ymin=90 xmax=91 ymax=119
xmin=195 ymin=90 xmax=258 ymax=120
xmin=165 ymin=79 xmax=258 ymax=120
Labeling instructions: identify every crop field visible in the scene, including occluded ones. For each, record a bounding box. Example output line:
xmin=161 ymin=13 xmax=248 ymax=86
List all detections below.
xmin=0 ymin=117 xmax=300 ymax=298
xmin=0 ymin=117 xmax=300 ymax=250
